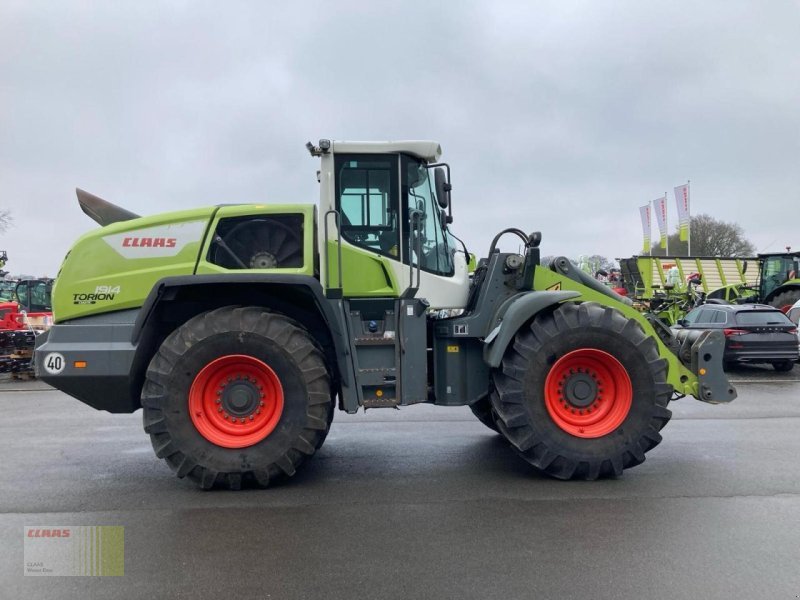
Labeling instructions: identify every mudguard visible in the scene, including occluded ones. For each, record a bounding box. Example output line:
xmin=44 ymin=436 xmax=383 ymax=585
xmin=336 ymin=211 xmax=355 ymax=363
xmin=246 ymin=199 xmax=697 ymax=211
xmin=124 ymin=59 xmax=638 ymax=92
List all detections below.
xmin=483 ymin=290 xmax=581 ymax=367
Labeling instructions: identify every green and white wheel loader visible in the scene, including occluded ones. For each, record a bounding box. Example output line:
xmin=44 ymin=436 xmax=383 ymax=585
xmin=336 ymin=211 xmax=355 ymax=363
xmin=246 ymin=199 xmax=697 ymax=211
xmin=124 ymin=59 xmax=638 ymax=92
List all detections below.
xmin=34 ymin=140 xmax=736 ymax=489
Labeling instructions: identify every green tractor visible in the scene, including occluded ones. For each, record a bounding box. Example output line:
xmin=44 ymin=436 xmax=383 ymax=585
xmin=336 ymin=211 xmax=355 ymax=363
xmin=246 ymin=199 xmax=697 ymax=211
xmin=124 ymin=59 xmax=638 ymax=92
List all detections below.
xmin=35 ymin=140 xmax=735 ymax=489
xmin=755 ymin=252 xmax=800 ymax=312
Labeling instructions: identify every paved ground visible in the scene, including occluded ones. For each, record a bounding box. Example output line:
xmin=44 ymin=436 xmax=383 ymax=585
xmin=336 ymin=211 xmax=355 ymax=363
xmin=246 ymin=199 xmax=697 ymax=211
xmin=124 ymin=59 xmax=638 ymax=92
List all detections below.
xmin=1 ymin=364 xmax=799 ymax=599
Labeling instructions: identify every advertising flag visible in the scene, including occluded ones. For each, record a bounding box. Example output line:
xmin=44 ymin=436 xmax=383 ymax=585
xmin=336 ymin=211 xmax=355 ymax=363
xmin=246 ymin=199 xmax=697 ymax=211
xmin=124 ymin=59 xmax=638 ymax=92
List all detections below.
xmin=639 ymin=205 xmax=651 ymax=253
xmin=653 ymin=196 xmax=668 ymax=249
xmin=674 ymin=183 xmax=690 ymax=242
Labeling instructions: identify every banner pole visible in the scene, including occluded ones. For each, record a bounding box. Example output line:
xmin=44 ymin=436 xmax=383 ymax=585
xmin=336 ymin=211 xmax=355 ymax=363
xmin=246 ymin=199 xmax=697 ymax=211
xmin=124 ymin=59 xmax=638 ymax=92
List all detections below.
xmin=664 ymin=193 xmax=669 ymax=256
xmin=687 ymin=180 xmax=691 ymax=257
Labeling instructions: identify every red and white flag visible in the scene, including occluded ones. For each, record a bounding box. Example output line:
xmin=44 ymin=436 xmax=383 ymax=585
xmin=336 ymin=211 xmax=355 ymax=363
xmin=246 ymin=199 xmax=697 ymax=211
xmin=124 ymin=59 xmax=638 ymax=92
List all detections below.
xmin=653 ymin=196 xmax=668 ymax=249
xmin=674 ymin=183 xmax=690 ymax=242
xmin=639 ymin=205 xmax=651 ymax=253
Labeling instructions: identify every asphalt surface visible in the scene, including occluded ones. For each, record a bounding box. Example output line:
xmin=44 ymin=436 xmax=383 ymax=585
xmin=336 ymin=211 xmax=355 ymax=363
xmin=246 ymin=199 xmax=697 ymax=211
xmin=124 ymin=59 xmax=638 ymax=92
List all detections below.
xmin=2 ymin=364 xmax=800 ymax=599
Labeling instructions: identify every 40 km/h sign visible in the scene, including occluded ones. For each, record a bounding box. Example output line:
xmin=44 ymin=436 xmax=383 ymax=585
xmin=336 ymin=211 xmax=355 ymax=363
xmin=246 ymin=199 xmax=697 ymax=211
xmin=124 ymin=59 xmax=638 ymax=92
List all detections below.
xmin=42 ymin=353 xmax=66 ymax=375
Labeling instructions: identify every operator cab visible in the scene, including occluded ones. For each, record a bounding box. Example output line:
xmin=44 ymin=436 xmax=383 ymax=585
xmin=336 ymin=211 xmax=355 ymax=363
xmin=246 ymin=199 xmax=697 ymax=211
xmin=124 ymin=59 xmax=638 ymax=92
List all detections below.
xmin=760 ymin=253 xmax=800 ymax=299
xmin=314 ymin=140 xmax=469 ymax=309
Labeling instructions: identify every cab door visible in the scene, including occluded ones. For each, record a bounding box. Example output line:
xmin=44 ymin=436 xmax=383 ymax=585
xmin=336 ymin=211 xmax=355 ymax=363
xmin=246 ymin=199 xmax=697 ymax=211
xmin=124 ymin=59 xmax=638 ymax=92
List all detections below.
xmin=328 ymin=153 xmax=403 ymax=298
xmin=329 ymin=153 xmax=468 ymax=309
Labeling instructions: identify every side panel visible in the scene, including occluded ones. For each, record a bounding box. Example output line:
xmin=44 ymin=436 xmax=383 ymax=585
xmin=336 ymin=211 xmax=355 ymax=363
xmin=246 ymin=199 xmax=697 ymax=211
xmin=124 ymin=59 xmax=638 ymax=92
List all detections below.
xmin=432 ymin=336 xmax=487 ymax=406
xmin=34 ymin=309 xmax=140 ymax=412
xmin=326 ymin=241 xmax=400 ymax=297
xmin=195 ymin=204 xmax=316 ymax=277
xmin=53 ymin=208 xmax=216 ymax=322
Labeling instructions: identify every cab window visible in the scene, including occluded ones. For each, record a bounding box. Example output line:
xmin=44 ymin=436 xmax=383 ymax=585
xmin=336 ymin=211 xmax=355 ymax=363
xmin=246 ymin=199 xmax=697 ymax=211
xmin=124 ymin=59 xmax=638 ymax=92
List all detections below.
xmin=335 ymin=154 xmax=400 ymax=258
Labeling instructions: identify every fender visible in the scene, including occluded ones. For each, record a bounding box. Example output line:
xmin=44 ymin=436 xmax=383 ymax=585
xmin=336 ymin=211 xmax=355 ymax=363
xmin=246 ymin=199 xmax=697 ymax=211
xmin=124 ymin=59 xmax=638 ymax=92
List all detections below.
xmin=483 ymin=290 xmax=581 ymax=368
xmin=763 ymin=282 xmax=800 ymax=305
xmin=132 ymin=273 xmax=357 ymax=409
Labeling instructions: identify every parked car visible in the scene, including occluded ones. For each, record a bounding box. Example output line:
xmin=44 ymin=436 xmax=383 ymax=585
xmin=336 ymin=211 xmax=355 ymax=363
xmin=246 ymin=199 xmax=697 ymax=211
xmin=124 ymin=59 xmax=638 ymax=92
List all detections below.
xmin=788 ymin=300 xmax=800 ymax=353
xmin=672 ymin=304 xmax=799 ymax=371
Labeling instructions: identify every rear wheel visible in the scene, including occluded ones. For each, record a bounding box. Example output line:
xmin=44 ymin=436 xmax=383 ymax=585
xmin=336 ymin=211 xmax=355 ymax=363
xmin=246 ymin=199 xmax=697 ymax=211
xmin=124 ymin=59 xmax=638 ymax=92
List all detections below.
xmin=769 ymin=290 xmax=800 ymax=314
xmin=773 ymin=361 xmax=794 ymax=372
xmin=142 ymin=306 xmax=333 ymax=490
xmin=490 ymin=302 xmax=672 ymax=480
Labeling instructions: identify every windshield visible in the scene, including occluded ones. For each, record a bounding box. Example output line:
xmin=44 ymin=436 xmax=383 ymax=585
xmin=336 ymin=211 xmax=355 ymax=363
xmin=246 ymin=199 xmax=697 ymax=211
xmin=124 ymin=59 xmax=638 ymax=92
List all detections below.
xmin=403 ymin=156 xmax=454 ymax=277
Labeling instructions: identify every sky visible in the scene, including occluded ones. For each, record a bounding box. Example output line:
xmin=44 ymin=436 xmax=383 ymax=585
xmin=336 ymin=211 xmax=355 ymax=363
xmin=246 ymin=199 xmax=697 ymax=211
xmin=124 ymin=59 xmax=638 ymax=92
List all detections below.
xmin=1 ymin=1 xmax=799 ymax=276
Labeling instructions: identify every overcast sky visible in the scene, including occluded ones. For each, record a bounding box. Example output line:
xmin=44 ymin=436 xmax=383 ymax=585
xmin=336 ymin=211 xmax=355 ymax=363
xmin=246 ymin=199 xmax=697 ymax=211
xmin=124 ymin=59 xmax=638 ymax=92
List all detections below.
xmin=1 ymin=1 xmax=798 ymax=276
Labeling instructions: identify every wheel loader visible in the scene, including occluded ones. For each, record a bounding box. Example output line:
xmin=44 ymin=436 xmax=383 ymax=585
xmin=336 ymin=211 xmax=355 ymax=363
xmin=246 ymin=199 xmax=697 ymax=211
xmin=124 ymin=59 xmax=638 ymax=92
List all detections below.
xmin=34 ymin=140 xmax=736 ymax=489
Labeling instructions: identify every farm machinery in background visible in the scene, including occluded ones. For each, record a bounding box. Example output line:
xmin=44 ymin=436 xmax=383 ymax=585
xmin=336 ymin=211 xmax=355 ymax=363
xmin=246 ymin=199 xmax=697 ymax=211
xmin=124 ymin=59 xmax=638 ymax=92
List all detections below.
xmin=0 ymin=251 xmax=53 ymax=377
xmin=618 ymin=255 xmax=755 ymax=326
xmin=618 ymin=252 xmax=800 ymax=326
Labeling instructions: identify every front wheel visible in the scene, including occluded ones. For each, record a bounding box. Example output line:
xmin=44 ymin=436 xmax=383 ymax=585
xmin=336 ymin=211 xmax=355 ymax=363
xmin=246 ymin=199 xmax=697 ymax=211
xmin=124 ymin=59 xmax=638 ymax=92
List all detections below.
xmin=773 ymin=361 xmax=795 ymax=372
xmin=142 ymin=306 xmax=333 ymax=490
xmin=490 ymin=302 xmax=672 ymax=480
xmin=469 ymin=396 xmax=500 ymax=433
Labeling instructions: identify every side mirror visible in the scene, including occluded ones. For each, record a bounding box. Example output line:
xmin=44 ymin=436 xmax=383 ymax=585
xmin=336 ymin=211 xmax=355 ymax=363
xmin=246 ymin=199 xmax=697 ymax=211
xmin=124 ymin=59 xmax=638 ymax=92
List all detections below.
xmin=528 ymin=231 xmax=542 ymax=248
xmin=434 ymin=167 xmax=451 ymax=210
xmin=676 ymin=319 xmax=688 ymax=327
xmin=742 ymin=260 xmax=748 ymax=274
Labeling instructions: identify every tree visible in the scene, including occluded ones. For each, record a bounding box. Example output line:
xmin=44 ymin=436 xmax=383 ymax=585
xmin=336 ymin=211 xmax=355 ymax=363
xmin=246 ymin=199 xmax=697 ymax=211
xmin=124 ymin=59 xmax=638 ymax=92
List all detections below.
xmin=648 ymin=213 xmax=755 ymax=257
xmin=584 ymin=254 xmax=617 ymax=272
xmin=0 ymin=210 xmax=11 ymax=233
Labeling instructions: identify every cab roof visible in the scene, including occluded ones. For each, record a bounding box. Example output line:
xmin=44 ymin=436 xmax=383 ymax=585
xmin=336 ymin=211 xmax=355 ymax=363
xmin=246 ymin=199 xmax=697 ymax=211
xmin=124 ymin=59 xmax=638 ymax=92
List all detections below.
xmin=331 ymin=140 xmax=442 ymax=162
xmin=758 ymin=252 xmax=800 ymax=258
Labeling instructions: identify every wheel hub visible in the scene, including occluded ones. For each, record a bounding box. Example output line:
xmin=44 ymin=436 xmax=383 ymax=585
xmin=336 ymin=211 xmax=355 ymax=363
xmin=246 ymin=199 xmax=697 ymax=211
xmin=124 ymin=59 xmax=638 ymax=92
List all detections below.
xmin=561 ymin=372 xmax=598 ymax=408
xmin=220 ymin=378 xmax=261 ymax=416
xmin=544 ymin=348 xmax=632 ymax=439
xmin=188 ymin=354 xmax=284 ymax=448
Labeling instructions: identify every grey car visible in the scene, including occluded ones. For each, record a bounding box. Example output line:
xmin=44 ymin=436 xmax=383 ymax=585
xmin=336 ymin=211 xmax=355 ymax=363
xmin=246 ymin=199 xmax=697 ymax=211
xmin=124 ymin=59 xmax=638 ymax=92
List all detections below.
xmin=673 ymin=304 xmax=799 ymax=371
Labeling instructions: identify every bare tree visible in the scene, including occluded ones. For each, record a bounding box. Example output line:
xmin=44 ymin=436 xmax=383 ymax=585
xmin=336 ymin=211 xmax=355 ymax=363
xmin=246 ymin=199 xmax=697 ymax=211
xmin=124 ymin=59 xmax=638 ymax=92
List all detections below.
xmin=0 ymin=210 xmax=11 ymax=233
xmin=648 ymin=213 xmax=755 ymax=257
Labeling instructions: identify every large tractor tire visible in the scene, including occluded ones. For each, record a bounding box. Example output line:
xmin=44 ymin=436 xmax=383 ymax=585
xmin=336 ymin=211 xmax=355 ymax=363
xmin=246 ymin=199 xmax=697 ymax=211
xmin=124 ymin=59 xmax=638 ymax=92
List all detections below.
xmin=142 ymin=306 xmax=333 ymax=490
xmin=490 ymin=302 xmax=672 ymax=480
xmin=769 ymin=289 xmax=800 ymax=314
xmin=469 ymin=395 xmax=500 ymax=433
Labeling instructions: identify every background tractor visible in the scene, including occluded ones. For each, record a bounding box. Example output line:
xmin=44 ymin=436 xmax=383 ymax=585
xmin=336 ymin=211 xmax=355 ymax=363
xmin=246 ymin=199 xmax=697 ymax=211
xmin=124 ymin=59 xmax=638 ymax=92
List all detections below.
xmin=35 ymin=140 xmax=734 ymax=489
xmin=751 ymin=251 xmax=800 ymax=312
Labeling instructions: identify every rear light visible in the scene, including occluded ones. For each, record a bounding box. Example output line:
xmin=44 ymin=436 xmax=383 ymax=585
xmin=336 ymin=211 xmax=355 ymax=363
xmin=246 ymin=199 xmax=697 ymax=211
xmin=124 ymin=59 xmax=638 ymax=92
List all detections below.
xmin=723 ymin=329 xmax=748 ymax=336
xmin=789 ymin=328 xmax=798 ymax=334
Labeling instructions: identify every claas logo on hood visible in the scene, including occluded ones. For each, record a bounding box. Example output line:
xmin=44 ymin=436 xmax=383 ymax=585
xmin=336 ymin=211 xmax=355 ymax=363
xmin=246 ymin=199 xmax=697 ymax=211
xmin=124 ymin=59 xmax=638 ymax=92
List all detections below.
xmin=122 ymin=237 xmax=177 ymax=248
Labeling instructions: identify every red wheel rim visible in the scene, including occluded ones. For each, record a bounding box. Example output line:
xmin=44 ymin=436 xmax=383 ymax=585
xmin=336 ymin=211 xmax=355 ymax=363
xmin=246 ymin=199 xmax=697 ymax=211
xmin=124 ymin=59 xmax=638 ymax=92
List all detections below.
xmin=544 ymin=349 xmax=632 ymax=438
xmin=188 ymin=354 xmax=284 ymax=448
